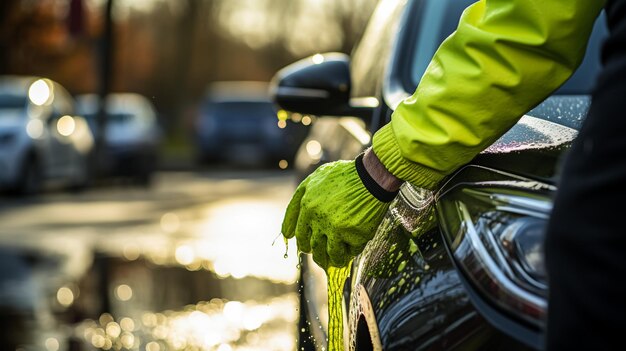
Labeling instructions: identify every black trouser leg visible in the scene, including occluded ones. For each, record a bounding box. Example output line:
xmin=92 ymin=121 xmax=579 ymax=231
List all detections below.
xmin=545 ymin=2 xmax=626 ymax=345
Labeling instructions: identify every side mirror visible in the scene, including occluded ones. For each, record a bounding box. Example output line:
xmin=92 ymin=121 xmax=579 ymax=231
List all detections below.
xmin=270 ymin=53 xmax=373 ymax=119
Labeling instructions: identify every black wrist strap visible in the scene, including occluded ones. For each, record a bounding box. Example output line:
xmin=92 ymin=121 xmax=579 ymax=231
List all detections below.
xmin=355 ymin=153 xmax=399 ymax=203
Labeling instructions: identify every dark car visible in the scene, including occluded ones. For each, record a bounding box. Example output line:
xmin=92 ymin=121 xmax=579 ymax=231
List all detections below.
xmin=270 ymin=0 xmax=608 ymax=350
xmin=195 ymin=81 xmax=308 ymax=168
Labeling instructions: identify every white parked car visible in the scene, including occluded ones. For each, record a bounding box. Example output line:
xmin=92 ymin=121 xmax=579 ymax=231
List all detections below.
xmin=76 ymin=93 xmax=162 ymax=185
xmin=0 ymin=76 xmax=94 ymax=194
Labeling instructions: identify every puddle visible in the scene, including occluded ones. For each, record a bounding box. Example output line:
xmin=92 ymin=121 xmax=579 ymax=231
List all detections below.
xmin=0 ymin=247 xmax=297 ymax=351
xmin=0 ymin=173 xmax=300 ymax=350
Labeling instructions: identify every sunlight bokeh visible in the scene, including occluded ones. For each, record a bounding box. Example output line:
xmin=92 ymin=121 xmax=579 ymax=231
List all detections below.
xmin=195 ymin=197 xmax=299 ymax=284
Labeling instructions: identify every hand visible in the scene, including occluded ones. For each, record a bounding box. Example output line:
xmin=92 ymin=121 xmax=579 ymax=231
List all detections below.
xmin=282 ymin=155 xmax=398 ymax=269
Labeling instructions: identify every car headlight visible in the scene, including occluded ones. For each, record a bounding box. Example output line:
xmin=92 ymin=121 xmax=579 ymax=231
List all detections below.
xmin=437 ymin=172 xmax=553 ymax=329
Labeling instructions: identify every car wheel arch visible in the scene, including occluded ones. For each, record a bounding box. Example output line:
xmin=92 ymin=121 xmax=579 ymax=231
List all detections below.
xmin=352 ymin=284 xmax=383 ymax=351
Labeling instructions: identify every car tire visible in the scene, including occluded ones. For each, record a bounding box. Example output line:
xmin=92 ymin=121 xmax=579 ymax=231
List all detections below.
xmin=16 ymin=155 xmax=42 ymax=196
xmin=355 ymin=316 xmax=374 ymax=351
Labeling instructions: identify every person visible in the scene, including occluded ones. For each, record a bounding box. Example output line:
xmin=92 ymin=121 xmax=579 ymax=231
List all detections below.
xmin=281 ymin=0 xmax=626 ymax=349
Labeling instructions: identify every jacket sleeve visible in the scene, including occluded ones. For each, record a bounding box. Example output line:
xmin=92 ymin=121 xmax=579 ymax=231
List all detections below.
xmin=372 ymin=0 xmax=604 ymax=190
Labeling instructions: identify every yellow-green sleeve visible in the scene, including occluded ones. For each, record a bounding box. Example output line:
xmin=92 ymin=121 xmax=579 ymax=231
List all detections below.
xmin=372 ymin=0 xmax=605 ymax=190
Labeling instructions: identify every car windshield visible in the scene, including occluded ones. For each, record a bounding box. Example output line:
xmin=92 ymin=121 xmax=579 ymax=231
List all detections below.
xmin=409 ymin=0 xmax=608 ymax=95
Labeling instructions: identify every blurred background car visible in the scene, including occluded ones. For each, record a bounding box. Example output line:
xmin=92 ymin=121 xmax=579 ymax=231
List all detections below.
xmin=0 ymin=76 xmax=93 ymax=195
xmin=76 ymin=93 xmax=162 ymax=185
xmin=194 ymin=81 xmax=308 ymax=168
xmin=271 ymin=0 xmax=608 ymax=349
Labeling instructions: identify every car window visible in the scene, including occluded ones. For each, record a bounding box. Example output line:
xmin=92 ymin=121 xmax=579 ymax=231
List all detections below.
xmin=350 ymin=0 xmax=409 ymax=99
xmin=408 ymin=0 xmax=608 ymax=95
xmin=84 ymin=113 xmax=135 ymax=123
xmin=111 ymin=113 xmax=135 ymax=123
xmin=0 ymin=94 xmax=27 ymax=123
xmin=206 ymin=101 xmax=275 ymax=119
xmin=556 ymin=14 xmax=607 ymax=94
xmin=0 ymin=94 xmax=27 ymax=109
xmin=409 ymin=0 xmax=474 ymax=86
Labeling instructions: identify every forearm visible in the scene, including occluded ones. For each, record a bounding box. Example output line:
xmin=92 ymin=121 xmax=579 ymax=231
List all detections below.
xmin=362 ymin=147 xmax=403 ymax=192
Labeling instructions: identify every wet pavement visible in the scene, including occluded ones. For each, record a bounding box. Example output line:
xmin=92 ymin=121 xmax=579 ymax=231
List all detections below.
xmin=0 ymin=170 xmax=299 ymax=351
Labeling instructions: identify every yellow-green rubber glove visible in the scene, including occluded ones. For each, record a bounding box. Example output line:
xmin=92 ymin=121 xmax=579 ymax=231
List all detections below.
xmin=282 ymin=154 xmax=398 ymax=269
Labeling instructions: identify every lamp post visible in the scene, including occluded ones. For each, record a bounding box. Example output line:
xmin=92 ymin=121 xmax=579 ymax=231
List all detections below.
xmin=94 ymin=0 xmax=114 ymax=178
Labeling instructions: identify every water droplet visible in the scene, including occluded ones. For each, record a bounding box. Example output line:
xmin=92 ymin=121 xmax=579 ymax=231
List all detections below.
xmin=282 ymin=236 xmax=290 ymax=259
xmin=271 ymin=232 xmax=282 ymax=246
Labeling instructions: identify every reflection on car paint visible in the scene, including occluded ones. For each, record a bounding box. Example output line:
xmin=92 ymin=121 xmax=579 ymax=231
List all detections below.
xmin=389 ymin=185 xmax=435 ymax=236
xmin=484 ymin=116 xmax=578 ymax=155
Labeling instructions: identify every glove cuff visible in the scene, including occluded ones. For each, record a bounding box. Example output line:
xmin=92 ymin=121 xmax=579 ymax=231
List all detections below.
xmin=355 ymin=153 xmax=399 ymax=203
xmin=372 ymin=124 xmax=445 ymax=190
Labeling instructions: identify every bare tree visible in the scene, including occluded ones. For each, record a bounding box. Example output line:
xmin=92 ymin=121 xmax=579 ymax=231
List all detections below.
xmin=0 ymin=0 xmax=21 ymax=73
xmin=212 ymin=0 xmax=378 ymax=57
